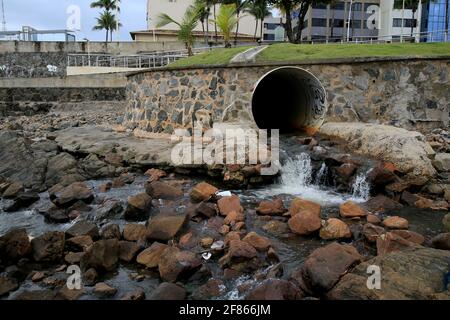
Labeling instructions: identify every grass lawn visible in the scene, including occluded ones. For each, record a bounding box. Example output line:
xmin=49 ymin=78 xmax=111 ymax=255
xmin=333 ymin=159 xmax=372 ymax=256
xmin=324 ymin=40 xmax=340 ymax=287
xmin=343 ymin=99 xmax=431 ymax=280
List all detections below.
xmin=256 ymin=42 xmax=450 ymax=63
xmin=168 ymin=46 xmax=253 ymax=68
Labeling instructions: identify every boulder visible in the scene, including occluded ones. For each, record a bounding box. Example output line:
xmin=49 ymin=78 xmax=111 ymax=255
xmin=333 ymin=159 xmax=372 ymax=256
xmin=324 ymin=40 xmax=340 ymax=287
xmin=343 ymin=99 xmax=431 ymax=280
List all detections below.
xmin=401 ymin=191 xmax=449 ymax=210
xmin=256 ymin=198 xmax=287 ymax=216
xmin=431 ymin=233 xmax=450 ymax=250
xmin=95 ymin=199 xmax=123 ymax=221
xmin=328 ymin=247 xmax=450 ymax=299
xmin=376 ymin=232 xmax=421 ymax=256
xmin=319 ymin=218 xmax=352 ymax=240
xmin=0 ymin=228 xmax=31 ymax=264
xmin=2 ymin=182 xmax=24 ymax=199
xmin=288 ymin=211 xmax=322 ymax=235
xmin=3 ymin=192 xmax=40 ymax=212
xmin=100 ymin=224 xmax=121 ymax=240
xmin=363 ymin=195 xmax=403 ymax=213
xmin=149 ymin=282 xmax=186 ymax=300
xmin=194 ymin=202 xmax=218 ymax=218
xmin=51 ymin=182 xmax=94 ymax=208
xmin=363 ymin=223 xmax=385 ymax=243
xmin=41 ymin=205 xmax=70 ymax=223
xmin=289 ymin=198 xmax=321 ymax=217
xmin=65 ymin=252 xmax=84 ymax=264
xmin=123 ymin=224 xmax=147 ymax=242
xmin=432 ymin=153 xmax=450 ymax=172
xmin=121 ymin=288 xmax=146 ymax=301
xmin=242 ymin=232 xmax=271 ymax=252
xmin=367 ymin=214 xmax=381 ymax=225
xmin=219 ymin=240 xmax=257 ymax=269
xmin=223 ymin=210 xmax=245 ymax=226
xmin=367 ymin=164 xmax=399 ymax=191
xmin=94 ymin=282 xmax=117 ymax=297
xmin=391 ymin=230 xmax=425 ymax=245
xmin=83 ymin=268 xmax=98 ymax=286
xmin=319 ymin=122 xmax=437 ymax=177
xmin=146 ymin=214 xmax=188 ymax=241
xmin=294 ymin=242 xmax=362 ymax=294
xmin=145 ymin=168 xmax=167 ymax=182
xmin=246 ymin=279 xmax=303 ymax=300
xmin=262 ymin=220 xmax=289 ymax=236
xmin=443 ymin=213 xmax=450 ymax=232
xmin=340 ymin=201 xmax=368 ymax=218
xmin=145 ymin=181 xmax=183 ymax=200
xmin=80 ymin=239 xmax=119 ymax=272
xmin=124 ymin=193 xmax=152 ymax=221
xmin=158 ymin=247 xmax=202 ymax=282
xmin=191 ymin=279 xmax=224 ymax=300
xmin=119 ymin=241 xmax=141 ymax=262
xmin=217 ymin=195 xmax=243 ymax=216
xmin=66 ymin=235 xmax=93 ymax=252
xmin=111 ymin=173 xmax=135 ymax=188
xmin=66 ymin=220 xmax=99 ymax=239
xmin=189 ymin=182 xmax=218 ymax=203
xmin=136 ymin=242 xmax=168 ymax=268
xmin=0 ymin=276 xmax=19 ymax=297
xmin=382 ymin=216 xmax=409 ymax=229
xmin=31 ymin=231 xmax=65 ymax=262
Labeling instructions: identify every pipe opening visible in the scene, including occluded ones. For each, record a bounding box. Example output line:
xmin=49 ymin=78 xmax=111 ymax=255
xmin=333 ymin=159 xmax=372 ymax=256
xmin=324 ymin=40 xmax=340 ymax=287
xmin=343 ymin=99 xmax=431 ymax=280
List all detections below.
xmin=251 ymin=67 xmax=327 ymax=135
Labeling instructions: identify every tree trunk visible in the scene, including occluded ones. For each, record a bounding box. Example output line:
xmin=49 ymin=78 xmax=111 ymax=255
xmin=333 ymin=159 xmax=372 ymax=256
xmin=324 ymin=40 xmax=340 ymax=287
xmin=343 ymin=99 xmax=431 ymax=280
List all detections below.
xmin=206 ymin=9 xmax=210 ymax=45
xmin=105 ymin=29 xmax=109 ymax=43
xmin=295 ymin=4 xmax=309 ymax=43
xmin=260 ymin=18 xmax=264 ymax=42
xmin=284 ymin=7 xmax=294 ymax=43
xmin=202 ymin=21 xmax=207 ymax=46
xmin=214 ymin=5 xmax=218 ymax=44
xmin=254 ymin=18 xmax=258 ymax=41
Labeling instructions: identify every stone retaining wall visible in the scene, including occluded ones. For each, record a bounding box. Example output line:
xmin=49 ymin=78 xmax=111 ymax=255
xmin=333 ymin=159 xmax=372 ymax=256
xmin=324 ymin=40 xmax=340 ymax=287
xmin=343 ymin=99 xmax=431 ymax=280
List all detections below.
xmin=123 ymin=57 xmax=450 ymax=134
xmin=0 ymin=52 xmax=67 ymax=78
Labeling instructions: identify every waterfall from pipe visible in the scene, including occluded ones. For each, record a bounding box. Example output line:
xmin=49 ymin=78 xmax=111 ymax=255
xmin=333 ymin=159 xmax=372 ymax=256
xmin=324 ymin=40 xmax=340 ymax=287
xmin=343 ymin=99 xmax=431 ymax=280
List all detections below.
xmin=257 ymin=153 xmax=370 ymax=204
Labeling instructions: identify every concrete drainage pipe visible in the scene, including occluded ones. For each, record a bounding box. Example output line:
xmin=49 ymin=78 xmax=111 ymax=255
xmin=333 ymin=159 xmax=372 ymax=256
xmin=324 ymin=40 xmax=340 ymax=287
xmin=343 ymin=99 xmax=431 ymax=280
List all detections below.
xmin=251 ymin=67 xmax=327 ymax=135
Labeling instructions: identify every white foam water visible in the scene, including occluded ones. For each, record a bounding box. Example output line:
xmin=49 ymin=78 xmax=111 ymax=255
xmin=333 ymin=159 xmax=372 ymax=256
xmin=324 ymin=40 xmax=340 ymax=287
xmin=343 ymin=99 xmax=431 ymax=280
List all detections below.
xmin=255 ymin=153 xmax=370 ymax=205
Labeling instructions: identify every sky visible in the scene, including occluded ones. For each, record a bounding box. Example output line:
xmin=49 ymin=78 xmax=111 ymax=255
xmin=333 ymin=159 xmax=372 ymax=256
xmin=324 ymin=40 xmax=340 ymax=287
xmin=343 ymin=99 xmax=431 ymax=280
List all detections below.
xmin=3 ymin=0 xmax=148 ymax=41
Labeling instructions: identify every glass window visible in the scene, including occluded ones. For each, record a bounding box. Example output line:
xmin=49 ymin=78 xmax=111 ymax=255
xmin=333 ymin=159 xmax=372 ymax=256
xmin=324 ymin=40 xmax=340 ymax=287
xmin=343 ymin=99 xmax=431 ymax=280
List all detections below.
xmin=334 ymin=2 xmax=346 ymax=10
xmin=351 ymin=20 xmax=362 ymax=28
xmin=264 ymin=34 xmax=275 ymax=41
xmin=313 ymin=3 xmax=328 ymax=9
xmin=330 ymin=19 xmax=345 ymax=28
xmin=312 ymin=18 xmax=327 ymax=27
xmin=353 ymin=2 xmax=363 ymax=11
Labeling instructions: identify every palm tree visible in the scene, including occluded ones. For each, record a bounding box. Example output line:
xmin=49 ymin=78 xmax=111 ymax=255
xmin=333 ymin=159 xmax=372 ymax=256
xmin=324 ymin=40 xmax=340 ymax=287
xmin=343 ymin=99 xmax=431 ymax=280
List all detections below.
xmin=208 ymin=0 xmax=221 ymax=44
xmin=195 ymin=0 xmax=210 ymax=45
xmin=247 ymin=0 xmax=271 ymax=41
xmin=223 ymin=0 xmax=251 ymax=45
xmin=156 ymin=3 xmax=202 ymax=56
xmin=90 ymin=0 xmax=120 ymax=12
xmin=212 ymin=4 xmax=240 ymax=47
xmin=269 ymin=0 xmax=302 ymax=43
xmin=93 ymin=10 xmax=117 ymax=43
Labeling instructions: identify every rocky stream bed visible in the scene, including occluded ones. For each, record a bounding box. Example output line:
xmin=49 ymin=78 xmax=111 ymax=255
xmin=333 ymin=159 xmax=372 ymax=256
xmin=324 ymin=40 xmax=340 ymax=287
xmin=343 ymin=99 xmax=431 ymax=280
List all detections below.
xmin=0 ymin=104 xmax=449 ymax=300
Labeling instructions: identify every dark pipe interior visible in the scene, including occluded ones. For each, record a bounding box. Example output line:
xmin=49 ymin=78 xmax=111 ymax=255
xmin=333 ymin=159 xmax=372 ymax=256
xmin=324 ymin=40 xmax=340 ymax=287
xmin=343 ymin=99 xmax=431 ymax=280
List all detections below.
xmin=251 ymin=67 xmax=326 ymax=134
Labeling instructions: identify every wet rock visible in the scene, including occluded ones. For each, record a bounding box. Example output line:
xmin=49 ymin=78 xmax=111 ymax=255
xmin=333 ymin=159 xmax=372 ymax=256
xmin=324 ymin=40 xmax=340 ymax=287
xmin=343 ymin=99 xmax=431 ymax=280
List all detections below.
xmin=340 ymin=201 xmax=368 ymax=218
xmin=262 ymin=220 xmax=289 ymax=236
xmin=293 ymin=242 xmax=363 ymax=295
xmin=145 ymin=181 xmax=183 ymax=200
xmin=336 ymin=163 xmax=358 ymax=179
xmin=191 ymin=279 xmax=224 ymax=300
xmin=56 ymin=286 xmax=85 ymax=301
xmin=13 ymin=289 xmax=57 ymax=300
xmin=80 ymin=239 xmax=119 ymax=272
xmin=119 ymin=241 xmax=141 ymax=262
xmin=99 ymin=182 xmax=112 ymax=193
xmin=0 ymin=228 xmax=31 ymax=264
xmin=443 ymin=213 xmax=450 ymax=232
xmin=0 ymin=276 xmax=18 ymax=297
xmin=66 ymin=235 xmax=93 ymax=252
xmin=376 ymin=232 xmax=421 ymax=256
xmin=217 ymin=195 xmax=243 ymax=216
xmin=121 ymin=288 xmax=146 ymax=300
xmin=194 ymin=202 xmax=218 ymax=218
xmin=246 ymin=279 xmax=303 ymax=300
xmin=200 ymin=237 xmax=214 ymax=248
xmin=224 ymin=231 xmax=241 ymax=246
xmin=145 ymin=168 xmax=167 ymax=182
xmin=289 ymin=198 xmax=321 ymax=217
xmin=111 ymin=173 xmax=135 ymax=188
xmin=363 ymin=195 xmax=403 ymax=213
xmin=288 ymin=211 xmax=322 ymax=236
xmin=363 ymin=223 xmax=385 ymax=243
xmin=146 ymin=214 xmax=188 ymax=241
xmin=328 ymin=247 xmax=450 ymax=299
xmin=158 ymin=247 xmax=202 ymax=282
xmin=65 ymin=252 xmax=84 ymax=264
xmin=243 ymin=232 xmax=271 ymax=252
xmin=149 ymin=282 xmax=186 ymax=300
xmin=219 ymin=240 xmax=258 ymax=270
xmin=431 ymin=233 xmax=450 ymax=250
xmin=31 ymin=271 xmax=46 ymax=282
xmin=94 ymin=282 xmax=117 ymax=297
xmin=391 ymin=230 xmax=425 ymax=245
xmin=123 ymin=224 xmax=147 ymax=242
xmin=95 ymin=199 xmax=123 ymax=221
xmin=124 ymin=193 xmax=152 ymax=221
xmin=367 ymin=164 xmax=399 ymax=191
xmin=66 ymin=220 xmax=99 ymax=239
xmin=401 ymin=191 xmax=449 ymax=210
xmin=256 ymin=198 xmax=287 ymax=216
xmin=104 ymin=153 xmax=123 ymax=167
xmin=2 ymin=182 xmax=24 ymax=199
xmin=3 ymin=192 xmax=40 ymax=212
xmin=366 ymin=214 xmax=381 ymax=225
xmin=100 ymin=224 xmax=121 ymax=240
xmin=51 ymin=182 xmax=94 ymax=208
xmin=83 ymin=268 xmax=98 ymax=286
xmin=136 ymin=242 xmax=168 ymax=268
xmin=41 ymin=205 xmax=70 ymax=223
xmin=223 ymin=210 xmax=245 ymax=226
xmin=382 ymin=216 xmax=409 ymax=229
xmin=320 ymin=218 xmax=352 ymax=240
xmin=432 ymin=153 xmax=450 ymax=172
xmin=31 ymin=231 xmax=65 ymax=262
xmin=189 ymin=182 xmax=218 ymax=203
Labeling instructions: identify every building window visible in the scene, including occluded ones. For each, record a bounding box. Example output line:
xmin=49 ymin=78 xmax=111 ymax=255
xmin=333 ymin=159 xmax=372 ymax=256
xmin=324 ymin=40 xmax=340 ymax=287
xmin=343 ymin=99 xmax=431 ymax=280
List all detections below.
xmin=351 ymin=20 xmax=362 ymax=28
xmin=393 ymin=18 xmax=417 ymax=28
xmin=364 ymin=3 xmax=379 ymax=10
xmin=264 ymin=23 xmax=279 ymax=30
xmin=353 ymin=2 xmax=363 ymax=11
xmin=312 ymin=18 xmax=327 ymax=27
xmin=330 ymin=19 xmax=345 ymax=28
xmin=313 ymin=3 xmax=328 ymax=9
xmin=334 ymin=2 xmax=346 ymax=10
xmin=264 ymin=34 xmax=275 ymax=41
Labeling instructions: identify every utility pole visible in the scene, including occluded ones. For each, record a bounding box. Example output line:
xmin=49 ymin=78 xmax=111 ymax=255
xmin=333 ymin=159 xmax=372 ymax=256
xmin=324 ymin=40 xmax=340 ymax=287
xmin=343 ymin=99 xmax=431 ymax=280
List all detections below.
xmin=346 ymin=0 xmax=353 ymax=42
xmin=400 ymin=0 xmax=405 ymax=43
xmin=1 ymin=0 xmax=7 ymax=32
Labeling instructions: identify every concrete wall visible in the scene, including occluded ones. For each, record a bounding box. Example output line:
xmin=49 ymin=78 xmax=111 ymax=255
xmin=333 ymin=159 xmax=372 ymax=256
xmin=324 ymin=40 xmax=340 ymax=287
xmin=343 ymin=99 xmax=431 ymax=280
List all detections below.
xmin=123 ymin=57 xmax=450 ymax=134
xmin=0 ymin=52 xmax=67 ymax=78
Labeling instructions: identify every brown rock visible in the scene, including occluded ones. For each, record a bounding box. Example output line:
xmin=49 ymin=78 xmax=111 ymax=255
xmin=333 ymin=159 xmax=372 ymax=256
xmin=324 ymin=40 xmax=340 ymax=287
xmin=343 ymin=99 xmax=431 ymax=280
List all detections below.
xmin=136 ymin=242 xmax=168 ymax=268
xmin=288 ymin=211 xmax=322 ymax=235
xmin=224 ymin=231 xmax=241 ymax=246
xmin=124 ymin=193 xmax=152 ymax=221
xmin=31 ymin=231 xmax=65 ymax=262
xmin=289 ymin=198 xmax=321 ymax=217
xmin=256 ymin=198 xmax=287 ymax=216
xmin=364 ymin=195 xmax=403 ymax=213
xmin=376 ymin=232 xmax=420 ymax=256
xmin=391 ymin=230 xmax=425 ymax=245
xmin=120 ymin=288 xmax=146 ymax=301
xmin=363 ymin=223 xmax=385 ymax=243
xmin=119 ymin=241 xmax=141 ymax=262
xmin=319 ymin=218 xmax=352 ymax=240
xmin=382 ymin=216 xmax=409 ymax=229
xmin=340 ymin=201 xmax=368 ymax=218
xmin=246 ymin=279 xmax=303 ymax=300
xmin=262 ymin=220 xmax=289 ymax=236
xmin=191 ymin=279 xmax=224 ymax=300
xmin=158 ymin=247 xmax=202 ymax=282
xmin=80 ymin=239 xmax=119 ymax=272
xmin=189 ymin=182 xmax=218 ymax=203
xmin=94 ymin=282 xmax=117 ymax=297
xmin=56 ymin=286 xmax=85 ymax=300
xmin=217 ymin=195 xmax=243 ymax=216
xmin=336 ymin=163 xmax=358 ymax=179
xmin=64 ymin=252 xmax=84 ymax=264
xmin=223 ymin=210 xmax=245 ymax=226
xmin=2 ymin=182 xmax=24 ymax=199
xmin=52 ymin=182 xmax=94 ymax=208
xmin=194 ymin=202 xmax=218 ymax=218
xmin=200 ymin=237 xmax=214 ymax=248
xmin=104 ymin=153 xmax=123 ymax=166
xmin=149 ymin=282 xmax=186 ymax=300
xmin=145 ymin=181 xmax=183 ymax=200
xmin=146 ymin=214 xmax=188 ymax=241
xmin=431 ymin=233 xmax=450 ymax=250
xmin=0 ymin=228 xmax=31 ymax=264
xmin=66 ymin=235 xmax=93 ymax=252
xmin=145 ymin=168 xmax=167 ymax=182
xmin=219 ymin=240 xmax=257 ymax=268
xmin=242 ymin=232 xmax=271 ymax=251
xmin=0 ymin=276 xmax=18 ymax=297
xmin=366 ymin=214 xmax=381 ymax=225
xmin=66 ymin=220 xmax=99 ymax=239
xmin=100 ymin=224 xmax=121 ymax=240
xmin=123 ymin=223 xmax=147 ymax=242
